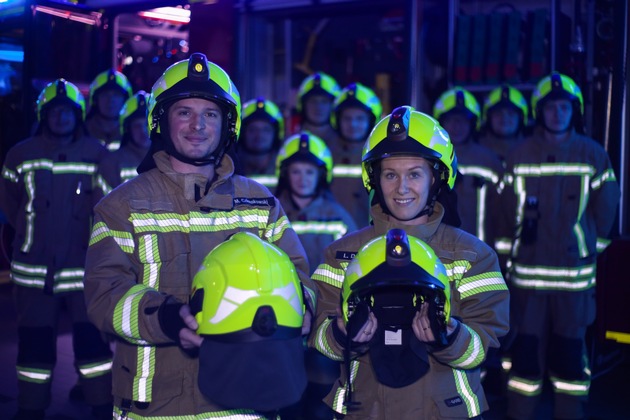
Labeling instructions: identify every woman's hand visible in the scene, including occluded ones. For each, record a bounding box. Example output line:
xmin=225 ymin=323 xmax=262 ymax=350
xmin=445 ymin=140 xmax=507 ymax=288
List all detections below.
xmin=335 ymin=307 xmax=378 ymax=343
xmin=412 ymin=302 xmax=457 ymax=342
xmin=178 ymin=304 xmax=203 ymax=349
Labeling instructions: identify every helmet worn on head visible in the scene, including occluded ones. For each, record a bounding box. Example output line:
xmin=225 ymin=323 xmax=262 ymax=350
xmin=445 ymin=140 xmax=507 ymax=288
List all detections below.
xmin=482 ymin=84 xmax=529 ymax=126
xmin=148 ymin=53 xmax=241 ymax=147
xmin=296 ymin=72 xmax=340 ymax=113
xmin=433 ymin=87 xmax=481 ymax=129
xmin=276 ymin=132 xmax=333 ymax=184
xmin=362 ymin=106 xmax=457 ymax=193
xmin=242 ymin=96 xmax=285 ymax=143
xmin=341 ymin=229 xmax=450 ymax=338
xmin=37 ymin=78 xmax=86 ymax=122
xmin=190 ymin=232 xmax=305 ymax=338
xmin=331 ymin=82 xmax=383 ymax=130
xmin=119 ymin=91 xmax=149 ymax=136
xmin=531 ymin=72 xmax=584 ymax=121
xmin=89 ymin=69 xmax=133 ymax=107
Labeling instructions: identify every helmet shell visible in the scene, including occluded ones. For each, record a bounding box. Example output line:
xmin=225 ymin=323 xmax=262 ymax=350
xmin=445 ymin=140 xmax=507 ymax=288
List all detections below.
xmin=433 ymin=87 xmax=481 ymax=129
xmin=296 ymin=72 xmax=340 ymax=113
xmin=242 ymin=97 xmax=285 ymax=142
xmin=119 ymin=91 xmax=149 ymax=136
xmin=37 ymin=78 xmax=86 ymax=122
xmin=191 ymin=232 xmax=305 ymax=336
xmin=482 ymin=84 xmax=529 ymax=126
xmin=331 ymin=82 xmax=383 ymax=130
xmin=341 ymin=229 xmax=450 ymax=324
xmin=89 ymin=69 xmax=133 ymax=107
xmin=362 ymin=106 xmax=457 ymax=192
xmin=531 ymin=72 xmax=584 ymax=120
xmin=276 ymin=132 xmax=333 ymax=184
xmin=148 ymin=53 xmax=241 ymax=144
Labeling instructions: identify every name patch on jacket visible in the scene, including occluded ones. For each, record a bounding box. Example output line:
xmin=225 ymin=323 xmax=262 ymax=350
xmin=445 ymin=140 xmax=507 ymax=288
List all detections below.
xmin=233 ymin=197 xmax=275 ymax=207
xmin=444 ymin=396 xmax=463 ymax=407
xmin=335 ymin=250 xmax=357 ymax=261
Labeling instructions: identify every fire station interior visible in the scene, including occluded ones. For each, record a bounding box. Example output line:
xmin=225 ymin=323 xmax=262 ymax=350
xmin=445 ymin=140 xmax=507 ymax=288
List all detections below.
xmin=0 ymin=0 xmax=628 ymax=418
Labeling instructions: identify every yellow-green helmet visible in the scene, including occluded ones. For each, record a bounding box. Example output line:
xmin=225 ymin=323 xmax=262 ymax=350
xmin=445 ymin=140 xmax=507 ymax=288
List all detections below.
xmin=276 ymin=132 xmax=334 ymax=184
xmin=88 ymin=69 xmax=133 ymax=108
xmin=36 ymin=78 xmax=86 ymax=122
xmin=531 ymin=72 xmax=584 ymax=121
xmin=433 ymin=87 xmax=481 ymax=130
xmin=482 ymin=84 xmax=529 ymax=127
xmin=242 ymin=96 xmax=285 ymax=146
xmin=119 ymin=90 xmax=149 ymax=136
xmin=296 ymin=72 xmax=340 ymax=113
xmin=362 ymin=106 xmax=457 ymax=193
xmin=341 ymin=229 xmax=450 ymax=339
xmin=190 ymin=232 xmax=305 ymax=338
xmin=331 ymin=82 xmax=383 ymax=131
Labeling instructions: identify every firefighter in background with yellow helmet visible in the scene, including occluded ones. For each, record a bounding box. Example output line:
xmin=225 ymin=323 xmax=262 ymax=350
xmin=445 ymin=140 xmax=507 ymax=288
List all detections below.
xmin=275 ymin=132 xmax=357 ymax=275
xmin=85 ymin=69 xmax=133 ymax=152
xmin=83 ymin=53 xmax=317 ymax=418
xmin=329 ymin=82 xmax=383 ymax=229
xmin=235 ymin=96 xmax=285 ymax=188
xmin=0 ymin=79 xmax=112 ymax=420
xmin=295 ymin=72 xmax=341 ymax=144
xmin=433 ymin=87 xmax=504 ymax=251
xmin=95 ymin=90 xmax=151 ymax=201
xmin=308 ymin=107 xmax=509 ymax=418
xmin=499 ymin=72 xmax=620 ymax=420
xmin=478 ymin=84 xmax=530 ymax=164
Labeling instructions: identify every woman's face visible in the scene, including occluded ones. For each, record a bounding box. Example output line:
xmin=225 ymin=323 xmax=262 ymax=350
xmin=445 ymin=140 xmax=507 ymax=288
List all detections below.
xmin=288 ymin=161 xmax=319 ymax=197
xmin=379 ymin=156 xmax=434 ymax=222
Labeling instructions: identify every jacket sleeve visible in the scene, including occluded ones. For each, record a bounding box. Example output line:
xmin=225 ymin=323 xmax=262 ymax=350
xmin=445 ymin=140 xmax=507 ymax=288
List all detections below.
xmin=266 ymin=196 xmax=319 ymax=310
xmin=308 ymin=244 xmax=348 ymax=361
xmin=430 ymin=234 xmax=510 ymax=370
xmin=84 ymin=196 xmax=173 ymax=345
xmin=589 ymin=151 xmax=620 ymax=253
xmin=0 ymin=148 xmax=21 ymax=227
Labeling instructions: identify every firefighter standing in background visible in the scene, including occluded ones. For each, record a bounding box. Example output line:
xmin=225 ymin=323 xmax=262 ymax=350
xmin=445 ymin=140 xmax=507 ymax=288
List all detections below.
xmin=85 ymin=69 xmax=133 ymax=152
xmin=433 ymin=87 xmax=504 ymax=249
xmin=499 ymin=72 xmax=620 ymax=420
xmin=235 ymin=97 xmax=285 ymax=189
xmin=0 ymin=79 xmax=113 ymax=420
xmin=83 ymin=53 xmax=317 ymax=418
xmin=295 ymin=71 xmax=340 ymax=145
xmin=308 ymin=107 xmax=509 ymax=418
xmin=95 ymin=90 xmax=151 ymax=201
xmin=478 ymin=84 xmax=530 ymax=165
xmin=329 ymin=82 xmax=383 ymax=229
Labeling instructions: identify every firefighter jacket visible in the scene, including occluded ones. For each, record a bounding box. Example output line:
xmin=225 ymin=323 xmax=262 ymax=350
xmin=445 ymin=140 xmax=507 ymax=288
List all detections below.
xmin=0 ymin=134 xmax=106 ymax=293
xmin=308 ymin=202 xmax=510 ymax=419
xmin=477 ymin=132 xmax=527 ymax=166
xmin=328 ymin=136 xmax=371 ymax=229
xmin=85 ymin=115 xmax=123 ymax=152
xmin=83 ymin=151 xmax=317 ymax=417
xmin=278 ymin=190 xmax=357 ymax=275
xmin=95 ymin=142 xmax=148 ymax=201
xmin=496 ymin=128 xmax=620 ymax=292
xmin=454 ymin=141 xmax=504 ymax=249
xmin=236 ymin=149 xmax=278 ymax=189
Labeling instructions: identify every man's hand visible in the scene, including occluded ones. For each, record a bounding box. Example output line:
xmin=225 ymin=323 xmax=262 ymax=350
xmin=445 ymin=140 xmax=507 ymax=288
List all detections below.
xmin=302 ymin=308 xmax=312 ymax=336
xmin=178 ymin=304 xmax=203 ymax=349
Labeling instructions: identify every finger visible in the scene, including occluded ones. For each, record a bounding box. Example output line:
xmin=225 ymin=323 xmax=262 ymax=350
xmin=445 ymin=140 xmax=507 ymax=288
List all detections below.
xmin=179 ymin=305 xmax=199 ymax=330
xmin=179 ymin=328 xmax=203 ymax=349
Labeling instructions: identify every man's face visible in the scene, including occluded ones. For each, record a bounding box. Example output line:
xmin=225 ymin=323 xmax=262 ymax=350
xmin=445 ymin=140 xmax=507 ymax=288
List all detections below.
xmin=46 ymin=103 xmax=77 ymax=137
xmin=339 ymin=107 xmax=371 ymax=142
xmin=542 ymin=99 xmax=573 ymax=132
xmin=379 ymin=156 xmax=434 ymax=222
xmin=288 ymin=161 xmax=319 ymax=197
xmin=129 ymin=117 xmax=150 ymax=149
xmin=168 ymin=98 xmax=223 ymax=160
xmin=440 ymin=112 xmax=473 ymax=145
xmin=489 ymin=105 xmax=520 ymax=138
xmin=96 ymin=88 xmax=127 ymax=119
xmin=304 ymin=94 xmax=333 ymax=125
xmin=243 ymin=119 xmax=275 ymax=153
